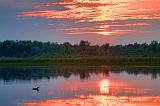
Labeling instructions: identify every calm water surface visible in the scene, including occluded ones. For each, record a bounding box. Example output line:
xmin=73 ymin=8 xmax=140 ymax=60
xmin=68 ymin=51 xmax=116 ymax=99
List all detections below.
xmin=0 ymin=66 xmax=160 ymax=106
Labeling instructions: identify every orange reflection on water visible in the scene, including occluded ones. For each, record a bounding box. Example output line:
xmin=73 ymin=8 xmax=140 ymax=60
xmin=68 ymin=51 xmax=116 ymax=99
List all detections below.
xmin=99 ymin=79 xmax=150 ymax=95
xmin=56 ymin=77 xmax=149 ymax=96
xmin=99 ymin=79 xmax=110 ymax=94
xmin=23 ymin=77 xmax=157 ymax=106
xmin=23 ymin=95 xmax=160 ymax=106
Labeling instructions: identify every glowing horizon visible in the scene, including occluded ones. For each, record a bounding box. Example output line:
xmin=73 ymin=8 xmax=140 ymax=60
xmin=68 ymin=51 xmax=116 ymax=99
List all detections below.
xmin=0 ymin=0 xmax=160 ymax=44
xmin=21 ymin=0 xmax=160 ymax=37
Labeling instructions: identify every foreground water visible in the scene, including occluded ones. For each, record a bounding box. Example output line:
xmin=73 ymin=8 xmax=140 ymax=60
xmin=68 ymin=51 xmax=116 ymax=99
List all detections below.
xmin=0 ymin=66 xmax=160 ymax=106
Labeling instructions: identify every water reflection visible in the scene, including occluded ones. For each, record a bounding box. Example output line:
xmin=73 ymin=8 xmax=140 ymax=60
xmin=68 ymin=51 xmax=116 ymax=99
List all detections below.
xmin=0 ymin=66 xmax=160 ymax=81
xmin=23 ymin=95 xmax=160 ymax=106
xmin=0 ymin=66 xmax=106 ymax=82
xmin=99 ymin=79 xmax=110 ymax=94
xmin=0 ymin=66 xmax=160 ymax=106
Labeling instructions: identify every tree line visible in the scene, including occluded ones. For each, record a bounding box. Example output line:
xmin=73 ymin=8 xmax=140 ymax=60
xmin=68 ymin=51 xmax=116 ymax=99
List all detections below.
xmin=0 ymin=40 xmax=160 ymax=57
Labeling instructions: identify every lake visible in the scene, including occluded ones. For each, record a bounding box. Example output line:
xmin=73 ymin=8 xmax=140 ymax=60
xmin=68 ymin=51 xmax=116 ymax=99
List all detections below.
xmin=0 ymin=66 xmax=160 ymax=106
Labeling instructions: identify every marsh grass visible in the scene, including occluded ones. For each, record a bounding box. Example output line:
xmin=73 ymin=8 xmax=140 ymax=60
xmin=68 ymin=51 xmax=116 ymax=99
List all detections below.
xmin=0 ymin=56 xmax=160 ymax=67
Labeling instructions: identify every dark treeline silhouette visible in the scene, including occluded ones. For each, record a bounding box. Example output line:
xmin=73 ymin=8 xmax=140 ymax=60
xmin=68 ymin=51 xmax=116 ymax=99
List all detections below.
xmin=0 ymin=40 xmax=160 ymax=57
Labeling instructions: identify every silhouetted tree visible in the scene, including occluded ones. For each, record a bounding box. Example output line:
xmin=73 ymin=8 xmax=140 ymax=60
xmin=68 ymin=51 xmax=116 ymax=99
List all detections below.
xmin=0 ymin=40 xmax=160 ymax=57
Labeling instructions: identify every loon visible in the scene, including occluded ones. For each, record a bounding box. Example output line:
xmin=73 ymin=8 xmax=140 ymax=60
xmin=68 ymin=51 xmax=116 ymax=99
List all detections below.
xmin=33 ymin=87 xmax=40 ymax=91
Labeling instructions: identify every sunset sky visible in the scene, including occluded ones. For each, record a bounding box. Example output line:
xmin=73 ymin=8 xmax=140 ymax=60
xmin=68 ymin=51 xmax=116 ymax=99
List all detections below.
xmin=0 ymin=0 xmax=160 ymax=45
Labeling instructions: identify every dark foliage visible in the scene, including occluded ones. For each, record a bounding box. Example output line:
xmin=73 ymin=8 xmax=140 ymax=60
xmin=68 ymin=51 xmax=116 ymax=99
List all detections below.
xmin=0 ymin=40 xmax=160 ymax=57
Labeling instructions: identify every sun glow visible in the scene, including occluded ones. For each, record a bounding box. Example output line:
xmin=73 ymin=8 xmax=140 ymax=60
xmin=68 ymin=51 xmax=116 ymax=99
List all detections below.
xmin=22 ymin=0 xmax=160 ymax=22
xmin=20 ymin=0 xmax=160 ymax=36
xmin=100 ymin=79 xmax=110 ymax=94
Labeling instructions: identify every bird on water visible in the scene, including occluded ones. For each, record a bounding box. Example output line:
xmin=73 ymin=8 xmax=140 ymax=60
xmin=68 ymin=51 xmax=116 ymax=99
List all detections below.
xmin=33 ymin=87 xmax=40 ymax=91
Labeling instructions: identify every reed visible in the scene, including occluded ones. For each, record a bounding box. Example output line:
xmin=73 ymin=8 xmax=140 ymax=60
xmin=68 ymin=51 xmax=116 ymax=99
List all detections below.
xmin=0 ymin=56 xmax=160 ymax=66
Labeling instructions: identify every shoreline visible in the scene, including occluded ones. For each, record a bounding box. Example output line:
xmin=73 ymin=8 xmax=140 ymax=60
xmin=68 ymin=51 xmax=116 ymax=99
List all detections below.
xmin=0 ymin=56 xmax=160 ymax=67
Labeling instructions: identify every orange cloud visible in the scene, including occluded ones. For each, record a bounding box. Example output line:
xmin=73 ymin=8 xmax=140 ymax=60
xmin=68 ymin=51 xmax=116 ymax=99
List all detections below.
xmin=20 ymin=0 xmax=158 ymax=37
xmin=21 ymin=0 xmax=160 ymax=22
xmin=53 ymin=22 xmax=149 ymax=36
